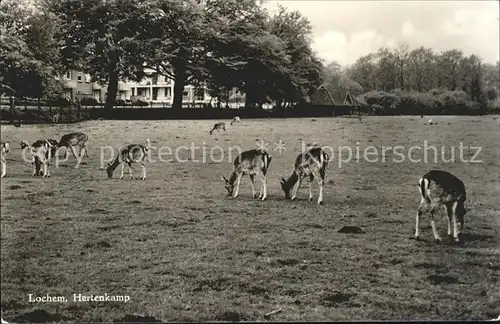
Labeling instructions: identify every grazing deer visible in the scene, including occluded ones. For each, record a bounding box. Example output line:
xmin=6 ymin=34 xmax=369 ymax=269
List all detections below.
xmin=20 ymin=140 xmax=54 ymax=177
xmin=280 ymin=146 xmax=329 ymax=205
xmin=415 ymin=170 xmax=467 ymax=243
xmin=1 ymin=141 xmax=10 ymax=178
xmin=230 ymin=116 xmax=241 ymax=126
xmin=106 ymin=139 xmax=150 ymax=180
xmin=57 ymin=132 xmax=88 ymax=166
xmin=210 ymin=122 xmax=226 ymax=135
xmin=222 ymin=149 xmax=272 ymax=200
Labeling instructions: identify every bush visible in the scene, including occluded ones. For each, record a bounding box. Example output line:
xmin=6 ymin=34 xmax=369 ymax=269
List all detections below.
xmin=130 ymin=98 xmax=149 ymax=106
xmin=80 ymin=97 xmax=100 ymax=106
xmin=364 ymin=88 xmax=487 ymax=116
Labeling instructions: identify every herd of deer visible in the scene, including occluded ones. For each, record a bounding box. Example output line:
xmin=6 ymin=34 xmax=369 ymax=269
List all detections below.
xmin=0 ymin=115 xmax=468 ymax=243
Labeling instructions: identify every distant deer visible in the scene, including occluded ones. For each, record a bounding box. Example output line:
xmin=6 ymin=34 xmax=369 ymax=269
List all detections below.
xmin=57 ymin=132 xmax=88 ymax=166
xmin=106 ymin=139 xmax=150 ymax=180
xmin=210 ymin=122 xmax=226 ymax=135
xmin=222 ymin=149 xmax=272 ymax=200
xmin=415 ymin=170 xmax=467 ymax=243
xmin=52 ymin=113 xmax=60 ymax=123
xmin=20 ymin=140 xmax=54 ymax=177
xmin=230 ymin=116 xmax=241 ymax=126
xmin=280 ymin=146 xmax=329 ymax=205
xmin=1 ymin=141 xmax=10 ymax=178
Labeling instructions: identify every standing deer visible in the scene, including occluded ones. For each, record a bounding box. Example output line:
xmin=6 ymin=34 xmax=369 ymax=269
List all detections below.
xmin=20 ymin=140 xmax=54 ymax=177
xmin=210 ymin=122 xmax=226 ymax=135
xmin=222 ymin=149 xmax=272 ymax=200
xmin=1 ymin=141 xmax=10 ymax=178
xmin=106 ymin=139 xmax=150 ymax=180
xmin=280 ymin=146 xmax=329 ymax=205
xmin=230 ymin=116 xmax=241 ymax=126
xmin=415 ymin=170 xmax=467 ymax=243
xmin=57 ymin=132 xmax=88 ymax=167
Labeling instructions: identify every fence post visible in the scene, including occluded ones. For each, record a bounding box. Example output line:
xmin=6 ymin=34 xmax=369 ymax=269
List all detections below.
xmin=24 ymin=98 xmax=28 ymax=124
xmin=77 ymin=100 xmax=81 ymax=120
xmin=9 ymin=96 xmax=14 ymax=125
xmin=37 ymin=98 xmax=41 ymax=122
xmin=68 ymin=101 xmax=72 ymax=122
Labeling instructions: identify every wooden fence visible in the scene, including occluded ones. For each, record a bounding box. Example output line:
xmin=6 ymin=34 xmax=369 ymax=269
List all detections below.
xmin=0 ymin=97 xmax=354 ymax=124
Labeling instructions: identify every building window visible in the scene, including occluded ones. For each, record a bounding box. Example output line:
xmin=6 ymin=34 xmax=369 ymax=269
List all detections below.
xmin=65 ymin=72 xmax=72 ymax=80
xmin=85 ymin=74 xmax=91 ymax=82
xmin=77 ymin=73 xmax=83 ymax=82
xmin=183 ymin=91 xmax=189 ymax=96
xmin=195 ymin=88 xmax=205 ymax=101
xmin=165 ymin=88 xmax=172 ymax=97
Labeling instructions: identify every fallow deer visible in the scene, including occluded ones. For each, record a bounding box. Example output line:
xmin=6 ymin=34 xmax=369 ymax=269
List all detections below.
xmin=230 ymin=116 xmax=241 ymax=126
xmin=1 ymin=141 xmax=10 ymax=178
xmin=20 ymin=140 xmax=54 ymax=177
xmin=106 ymin=139 xmax=150 ymax=180
xmin=415 ymin=170 xmax=467 ymax=243
xmin=210 ymin=122 xmax=226 ymax=135
xmin=57 ymin=132 xmax=88 ymax=167
xmin=280 ymin=146 xmax=329 ymax=205
xmin=222 ymin=149 xmax=272 ymax=200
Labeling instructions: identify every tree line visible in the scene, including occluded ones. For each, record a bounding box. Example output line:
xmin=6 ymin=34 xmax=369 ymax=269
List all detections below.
xmin=323 ymin=45 xmax=500 ymax=114
xmin=1 ymin=0 xmax=498 ymax=115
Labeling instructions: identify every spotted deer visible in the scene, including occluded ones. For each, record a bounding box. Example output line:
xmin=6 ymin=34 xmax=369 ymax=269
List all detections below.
xmin=415 ymin=170 xmax=467 ymax=243
xmin=230 ymin=116 xmax=241 ymax=126
xmin=106 ymin=139 xmax=150 ymax=180
xmin=280 ymin=146 xmax=329 ymax=205
xmin=222 ymin=149 xmax=272 ymax=200
xmin=57 ymin=132 xmax=88 ymax=166
xmin=20 ymin=140 xmax=54 ymax=177
xmin=210 ymin=122 xmax=226 ymax=135
xmin=1 ymin=141 xmax=10 ymax=178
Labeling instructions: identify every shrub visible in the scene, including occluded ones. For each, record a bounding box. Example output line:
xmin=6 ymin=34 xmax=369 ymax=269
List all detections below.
xmin=80 ymin=97 xmax=99 ymax=106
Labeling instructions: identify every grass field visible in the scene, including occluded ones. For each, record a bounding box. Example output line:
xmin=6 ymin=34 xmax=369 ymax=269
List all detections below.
xmin=1 ymin=116 xmax=499 ymax=322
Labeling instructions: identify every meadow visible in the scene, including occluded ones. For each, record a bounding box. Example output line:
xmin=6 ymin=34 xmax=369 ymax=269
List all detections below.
xmin=1 ymin=116 xmax=499 ymax=322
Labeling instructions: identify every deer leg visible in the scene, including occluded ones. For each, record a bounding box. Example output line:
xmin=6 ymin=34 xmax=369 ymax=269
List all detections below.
xmin=445 ymin=203 xmax=453 ymax=236
xmin=81 ymin=144 xmax=89 ymax=158
xmin=314 ymin=169 xmax=325 ymax=205
xmin=291 ymin=177 xmax=302 ymax=201
xmin=451 ymin=202 xmax=460 ymax=242
xmin=260 ymin=175 xmax=267 ymax=201
xmin=1 ymin=161 xmax=5 ymax=177
xmin=308 ymin=174 xmax=314 ymax=201
xmin=128 ymin=162 xmax=133 ymax=180
xmin=120 ymin=162 xmax=125 ymax=179
xmin=140 ymin=161 xmax=146 ymax=180
xmin=249 ymin=174 xmax=256 ymax=198
xmin=233 ymin=173 xmax=243 ymax=198
xmin=415 ymin=198 xmax=425 ymax=239
xmin=429 ymin=205 xmax=442 ymax=242
xmin=69 ymin=145 xmax=78 ymax=159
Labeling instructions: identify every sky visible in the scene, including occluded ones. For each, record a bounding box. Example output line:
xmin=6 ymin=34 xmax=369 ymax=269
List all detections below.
xmin=263 ymin=0 xmax=500 ymax=66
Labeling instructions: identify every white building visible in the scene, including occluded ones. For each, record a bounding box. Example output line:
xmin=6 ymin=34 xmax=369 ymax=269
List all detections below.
xmin=123 ymin=69 xmax=213 ymax=105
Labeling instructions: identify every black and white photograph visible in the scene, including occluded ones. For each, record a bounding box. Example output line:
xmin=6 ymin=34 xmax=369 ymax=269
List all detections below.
xmin=1 ymin=0 xmax=499 ymax=322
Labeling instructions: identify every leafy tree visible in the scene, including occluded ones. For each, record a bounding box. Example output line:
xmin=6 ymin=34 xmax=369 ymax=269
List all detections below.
xmin=50 ymin=0 xmax=148 ymax=110
xmin=0 ymin=0 xmax=62 ymax=98
xmin=139 ymin=0 xmax=210 ymax=109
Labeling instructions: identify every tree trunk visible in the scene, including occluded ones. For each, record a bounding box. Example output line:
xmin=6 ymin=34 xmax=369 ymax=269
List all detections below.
xmin=172 ymin=63 xmax=186 ymax=110
xmin=104 ymin=70 xmax=119 ymax=111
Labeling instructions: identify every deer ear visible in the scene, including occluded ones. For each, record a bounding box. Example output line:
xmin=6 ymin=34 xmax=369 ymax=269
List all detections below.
xmin=221 ymin=176 xmax=228 ymax=182
xmin=280 ymin=177 xmax=286 ymax=183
